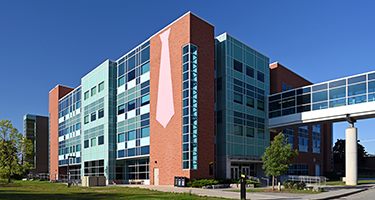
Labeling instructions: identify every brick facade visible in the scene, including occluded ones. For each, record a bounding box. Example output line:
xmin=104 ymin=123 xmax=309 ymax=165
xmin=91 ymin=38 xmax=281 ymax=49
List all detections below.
xmin=49 ymin=85 xmax=74 ymax=180
xmin=269 ymin=62 xmax=332 ymax=175
xmin=149 ymin=13 xmax=215 ymax=185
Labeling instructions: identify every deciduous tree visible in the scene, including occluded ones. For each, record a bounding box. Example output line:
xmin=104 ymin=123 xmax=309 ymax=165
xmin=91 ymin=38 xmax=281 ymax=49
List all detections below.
xmin=261 ymin=132 xmax=298 ymax=190
xmin=0 ymin=119 xmax=33 ymax=183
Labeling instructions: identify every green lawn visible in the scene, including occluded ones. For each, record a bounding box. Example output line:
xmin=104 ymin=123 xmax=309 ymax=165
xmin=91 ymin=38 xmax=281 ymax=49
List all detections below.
xmin=326 ymin=179 xmax=375 ymax=186
xmin=0 ymin=180 xmax=228 ymax=200
xmin=226 ymin=188 xmax=322 ymax=194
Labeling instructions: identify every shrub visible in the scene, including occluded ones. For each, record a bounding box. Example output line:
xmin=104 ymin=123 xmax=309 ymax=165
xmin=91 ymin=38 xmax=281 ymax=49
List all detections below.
xmin=190 ymin=179 xmax=219 ymax=188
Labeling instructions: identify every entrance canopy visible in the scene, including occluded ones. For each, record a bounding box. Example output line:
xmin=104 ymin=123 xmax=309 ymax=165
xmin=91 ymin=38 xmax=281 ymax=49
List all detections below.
xmin=268 ymin=70 xmax=375 ymax=129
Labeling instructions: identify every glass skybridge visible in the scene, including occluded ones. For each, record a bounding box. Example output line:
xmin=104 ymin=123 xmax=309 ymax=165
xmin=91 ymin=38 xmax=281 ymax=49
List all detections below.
xmin=268 ymin=70 xmax=375 ymax=129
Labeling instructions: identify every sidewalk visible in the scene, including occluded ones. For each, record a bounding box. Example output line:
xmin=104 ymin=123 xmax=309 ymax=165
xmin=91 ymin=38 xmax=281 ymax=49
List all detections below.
xmin=117 ymin=183 xmax=375 ymax=200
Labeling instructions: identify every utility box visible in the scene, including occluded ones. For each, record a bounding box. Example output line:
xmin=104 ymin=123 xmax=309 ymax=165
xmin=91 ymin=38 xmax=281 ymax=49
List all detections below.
xmin=81 ymin=176 xmax=107 ymax=187
xmin=97 ymin=176 xmax=106 ymax=186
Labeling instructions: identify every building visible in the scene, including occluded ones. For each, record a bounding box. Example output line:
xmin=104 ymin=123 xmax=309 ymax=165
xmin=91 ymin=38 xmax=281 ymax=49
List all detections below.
xmin=48 ymin=12 xmax=333 ymax=185
xmin=23 ymin=114 xmax=49 ymax=174
xmin=269 ymin=62 xmax=333 ymax=176
xmin=215 ymin=33 xmax=270 ymax=179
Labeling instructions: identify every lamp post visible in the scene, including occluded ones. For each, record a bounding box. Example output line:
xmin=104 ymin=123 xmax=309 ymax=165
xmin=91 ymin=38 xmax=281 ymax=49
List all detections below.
xmin=67 ymin=155 xmax=76 ymax=187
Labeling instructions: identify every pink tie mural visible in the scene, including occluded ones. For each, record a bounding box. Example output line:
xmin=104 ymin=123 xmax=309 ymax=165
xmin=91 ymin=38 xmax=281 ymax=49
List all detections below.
xmin=156 ymin=28 xmax=175 ymax=128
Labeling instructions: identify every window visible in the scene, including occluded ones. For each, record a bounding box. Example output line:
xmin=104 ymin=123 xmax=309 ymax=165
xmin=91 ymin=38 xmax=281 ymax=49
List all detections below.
xmin=246 ymin=127 xmax=254 ymax=137
xmin=141 ymin=127 xmax=150 ymax=138
xmin=84 ymin=140 xmax=89 ymax=148
xmin=128 ymin=100 xmax=136 ymax=111
xmin=98 ymin=109 xmax=104 ymax=119
xmin=118 ymin=76 xmax=125 ymax=87
xmin=234 ymin=92 xmax=243 ymax=104
xmin=118 ymin=104 xmax=125 ymax=115
xmin=91 ymin=86 xmax=96 ymax=96
xmin=84 ymin=91 xmax=89 ymax=100
xmin=257 ymin=130 xmax=265 ymax=139
xmin=91 ymin=112 xmax=96 ymax=122
xmin=91 ymin=138 xmax=96 ymax=147
xmin=76 ymin=101 xmax=81 ymax=109
xmin=128 ymin=130 xmax=136 ymax=140
xmin=128 ymin=70 xmax=136 ymax=82
xmin=257 ymin=100 xmax=264 ymax=111
xmin=233 ymin=60 xmax=243 ymax=73
xmin=98 ymin=81 xmax=104 ymax=92
xmin=141 ymin=62 xmax=150 ymax=74
xmin=234 ymin=125 xmax=243 ymax=136
xmin=98 ymin=136 xmax=104 ymax=145
xmin=84 ymin=115 xmax=89 ymax=124
xmin=76 ymin=144 xmax=81 ymax=151
xmin=289 ymin=86 xmax=293 ymax=90
xmin=282 ymin=83 xmax=287 ymax=91
xmin=246 ymin=97 xmax=254 ymax=107
xmin=257 ymin=71 xmax=264 ymax=82
xmin=246 ymin=66 xmax=254 ymax=78
xmin=118 ymin=133 xmax=125 ymax=143
xmin=141 ymin=94 xmax=150 ymax=106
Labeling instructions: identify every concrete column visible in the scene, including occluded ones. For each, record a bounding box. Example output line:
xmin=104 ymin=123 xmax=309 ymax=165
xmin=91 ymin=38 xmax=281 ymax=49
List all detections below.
xmin=345 ymin=127 xmax=357 ymax=185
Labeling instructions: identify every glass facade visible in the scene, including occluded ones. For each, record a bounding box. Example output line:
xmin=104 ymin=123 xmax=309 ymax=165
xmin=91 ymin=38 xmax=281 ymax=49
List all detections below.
xmin=58 ymin=87 xmax=82 ymax=169
xmin=215 ymin=33 xmax=270 ymax=178
xmin=269 ymin=71 xmax=375 ymax=118
xmin=182 ymin=43 xmax=198 ymax=170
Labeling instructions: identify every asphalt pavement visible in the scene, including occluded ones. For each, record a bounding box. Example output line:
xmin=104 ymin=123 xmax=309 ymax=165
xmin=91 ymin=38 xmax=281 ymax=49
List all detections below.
xmin=117 ymin=183 xmax=375 ymax=200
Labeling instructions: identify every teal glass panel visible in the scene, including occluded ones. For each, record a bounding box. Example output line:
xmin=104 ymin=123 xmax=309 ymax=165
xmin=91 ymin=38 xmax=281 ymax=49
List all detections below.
xmin=183 ymin=46 xmax=188 ymax=54
xmin=329 ymin=99 xmax=346 ymax=108
xmin=183 ymin=135 xmax=189 ymax=143
xmin=191 ymin=45 xmax=197 ymax=55
xmin=118 ymin=133 xmax=125 ymax=143
xmin=128 ymin=130 xmax=136 ymax=140
xmin=183 ymin=152 xmax=189 ymax=160
xmin=312 ymin=91 xmax=328 ymax=102
xmin=329 ymin=87 xmax=346 ymax=99
xmin=141 ymin=62 xmax=150 ymax=74
xmin=118 ymin=76 xmax=125 ymax=87
xmin=191 ymin=151 xmax=198 ymax=160
xmin=141 ymin=127 xmax=149 ymax=138
xmin=348 ymin=95 xmax=367 ymax=105
xmin=191 ymin=143 xmax=197 ymax=151
xmin=183 ymin=161 xmax=189 ymax=169
xmin=348 ymin=83 xmax=366 ymax=96
xmin=141 ymin=46 xmax=150 ymax=64
xmin=348 ymin=75 xmax=366 ymax=84
xmin=191 ymin=161 xmax=198 ymax=170
xmin=191 ymin=134 xmax=197 ymax=143
xmin=312 ymin=102 xmax=328 ymax=110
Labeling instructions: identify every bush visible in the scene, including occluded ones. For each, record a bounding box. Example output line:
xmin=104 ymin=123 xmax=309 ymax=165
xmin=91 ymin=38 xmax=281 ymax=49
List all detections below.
xmin=189 ymin=179 xmax=219 ymax=188
xmin=283 ymin=181 xmax=306 ymax=190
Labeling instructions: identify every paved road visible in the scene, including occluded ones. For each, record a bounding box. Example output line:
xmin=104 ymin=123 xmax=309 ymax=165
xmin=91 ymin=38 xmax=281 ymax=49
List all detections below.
xmin=335 ymin=185 xmax=375 ymax=200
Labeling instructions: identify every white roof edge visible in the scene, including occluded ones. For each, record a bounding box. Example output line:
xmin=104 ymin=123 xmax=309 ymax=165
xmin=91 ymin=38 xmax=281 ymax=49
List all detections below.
xmin=81 ymin=59 xmax=116 ymax=80
xmin=216 ymin=32 xmax=269 ymax=59
xmin=116 ymin=11 xmax=214 ymax=62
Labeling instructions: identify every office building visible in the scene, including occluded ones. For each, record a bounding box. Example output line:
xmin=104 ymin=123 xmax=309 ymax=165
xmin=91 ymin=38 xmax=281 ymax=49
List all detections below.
xmin=269 ymin=62 xmax=333 ymax=176
xmin=48 ymin=12 xmax=332 ymax=185
xmin=23 ymin=114 xmax=49 ymax=174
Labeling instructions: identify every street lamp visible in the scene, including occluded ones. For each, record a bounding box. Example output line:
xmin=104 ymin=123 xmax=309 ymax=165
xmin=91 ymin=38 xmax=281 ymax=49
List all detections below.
xmin=67 ymin=155 xmax=76 ymax=187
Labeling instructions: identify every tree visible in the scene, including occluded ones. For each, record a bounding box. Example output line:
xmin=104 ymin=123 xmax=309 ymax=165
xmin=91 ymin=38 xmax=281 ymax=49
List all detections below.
xmin=0 ymin=119 xmax=33 ymax=183
xmin=261 ymin=132 xmax=298 ymax=190
xmin=333 ymin=139 xmax=367 ymax=171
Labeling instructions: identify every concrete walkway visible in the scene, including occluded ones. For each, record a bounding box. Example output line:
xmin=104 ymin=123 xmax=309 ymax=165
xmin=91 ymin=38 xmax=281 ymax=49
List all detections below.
xmin=115 ymin=183 xmax=375 ymax=200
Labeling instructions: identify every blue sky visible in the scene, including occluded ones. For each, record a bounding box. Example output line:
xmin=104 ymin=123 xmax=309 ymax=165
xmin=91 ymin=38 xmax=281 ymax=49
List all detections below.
xmin=1 ymin=0 xmax=375 ymax=153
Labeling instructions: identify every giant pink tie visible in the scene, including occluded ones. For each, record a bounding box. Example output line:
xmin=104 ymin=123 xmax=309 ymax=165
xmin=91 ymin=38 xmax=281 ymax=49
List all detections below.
xmin=156 ymin=28 xmax=174 ymax=128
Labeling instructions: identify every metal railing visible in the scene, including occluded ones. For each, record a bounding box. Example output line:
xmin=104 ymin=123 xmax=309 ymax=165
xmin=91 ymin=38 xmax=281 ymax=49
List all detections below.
xmin=281 ymin=175 xmax=328 ymax=186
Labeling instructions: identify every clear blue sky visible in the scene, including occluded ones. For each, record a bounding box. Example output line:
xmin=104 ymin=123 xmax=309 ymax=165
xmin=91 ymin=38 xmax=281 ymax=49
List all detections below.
xmin=1 ymin=0 xmax=375 ymax=153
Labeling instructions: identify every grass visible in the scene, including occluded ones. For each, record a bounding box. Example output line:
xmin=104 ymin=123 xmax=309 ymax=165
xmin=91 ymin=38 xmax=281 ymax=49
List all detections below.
xmin=226 ymin=188 xmax=322 ymax=194
xmin=326 ymin=179 xmax=375 ymax=186
xmin=0 ymin=180 xmax=229 ymax=200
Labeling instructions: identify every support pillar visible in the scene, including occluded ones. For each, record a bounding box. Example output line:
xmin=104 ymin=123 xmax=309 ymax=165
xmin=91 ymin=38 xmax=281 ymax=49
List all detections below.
xmin=345 ymin=120 xmax=357 ymax=185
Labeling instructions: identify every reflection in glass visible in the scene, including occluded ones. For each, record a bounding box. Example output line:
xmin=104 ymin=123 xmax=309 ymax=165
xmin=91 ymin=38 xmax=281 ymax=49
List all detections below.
xmin=348 ymin=95 xmax=367 ymax=105
xmin=329 ymin=99 xmax=346 ymax=108
xmin=348 ymin=83 xmax=366 ymax=96
xmin=329 ymin=87 xmax=346 ymax=99
xmin=312 ymin=102 xmax=328 ymax=110
xmin=313 ymin=91 xmax=328 ymax=102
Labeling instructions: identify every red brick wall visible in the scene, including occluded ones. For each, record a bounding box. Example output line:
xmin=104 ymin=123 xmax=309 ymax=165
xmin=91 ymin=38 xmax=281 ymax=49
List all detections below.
xmin=49 ymin=85 xmax=74 ymax=180
xmin=269 ymin=62 xmax=332 ymax=175
xmin=149 ymin=13 xmax=215 ymax=185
